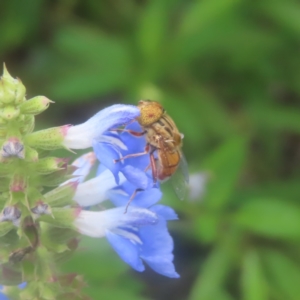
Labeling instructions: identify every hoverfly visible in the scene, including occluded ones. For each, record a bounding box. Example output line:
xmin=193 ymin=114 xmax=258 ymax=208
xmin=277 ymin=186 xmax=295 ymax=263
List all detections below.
xmin=115 ymin=100 xmax=189 ymax=210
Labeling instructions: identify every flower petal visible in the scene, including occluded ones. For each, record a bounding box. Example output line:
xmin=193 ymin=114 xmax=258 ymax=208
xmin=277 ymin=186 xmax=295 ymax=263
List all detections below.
xmin=106 ymin=230 xmax=145 ymax=272
xmin=63 ymin=104 xmax=140 ymax=149
xmin=139 ymin=206 xmax=179 ymax=278
xmin=121 ymin=165 xmax=152 ymax=189
xmin=73 ymin=169 xmax=126 ymax=206
xmin=108 ymin=187 xmax=162 ymax=208
xmin=74 ymin=206 xmax=158 ymax=238
xmin=64 ymin=152 xmax=96 ymax=184
xmin=151 ymin=205 xmax=178 ymax=221
xmin=93 ymin=139 xmax=122 ymax=184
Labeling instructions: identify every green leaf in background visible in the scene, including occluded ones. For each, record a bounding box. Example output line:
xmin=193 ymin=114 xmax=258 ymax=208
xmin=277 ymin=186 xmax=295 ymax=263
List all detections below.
xmin=193 ymin=210 xmax=220 ymax=244
xmin=241 ymin=249 xmax=268 ymax=300
xmin=189 ymin=241 xmax=234 ymax=300
xmin=233 ymin=198 xmax=300 ymax=239
xmin=0 ymin=0 xmax=43 ymax=55
xmin=262 ymin=249 xmax=300 ymax=300
xmin=202 ymin=136 xmax=248 ymax=209
xmin=234 ymin=177 xmax=300 ymax=203
xmin=261 ymin=0 xmax=300 ymax=35
xmin=174 ymin=0 xmax=239 ymax=65
xmin=249 ymin=106 xmax=300 ymax=134
xmin=135 ymin=0 xmax=171 ymax=79
xmin=47 ymin=24 xmax=130 ymax=101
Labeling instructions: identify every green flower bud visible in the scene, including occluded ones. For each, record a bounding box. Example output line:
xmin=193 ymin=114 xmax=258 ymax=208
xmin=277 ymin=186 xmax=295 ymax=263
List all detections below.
xmin=25 ymin=125 xmax=71 ymax=150
xmin=0 ymin=65 xmax=26 ymax=105
xmin=0 ymin=105 xmax=20 ymax=121
xmin=39 ymin=207 xmax=75 ymax=229
xmin=20 ymin=96 xmax=54 ymax=115
xmin=43 ymin=181 xmax=78 ymax=207
xmin=10 ymin=173 xmax=27 ymax=192
xmin=39 ymin=165 xmax=76 ymax=187
xmin=25 ymin=146 xmax=39 ymax=162
xmin=20 ymin=114 xmax=35 ymax=134
xmin=34 ymin=157 xmax=68 ymax=174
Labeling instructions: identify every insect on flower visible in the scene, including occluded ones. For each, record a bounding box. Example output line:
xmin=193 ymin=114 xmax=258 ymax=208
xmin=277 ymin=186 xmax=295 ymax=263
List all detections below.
xmin=114 ymin=100 xmax=189 ymax=209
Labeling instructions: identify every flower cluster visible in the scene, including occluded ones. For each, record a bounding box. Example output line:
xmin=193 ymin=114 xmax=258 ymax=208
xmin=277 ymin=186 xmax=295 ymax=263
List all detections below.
xmin=0 ymin=66 xmax=179 ymax=298
xmin=73 ymin=122 xmax=179 ymax=277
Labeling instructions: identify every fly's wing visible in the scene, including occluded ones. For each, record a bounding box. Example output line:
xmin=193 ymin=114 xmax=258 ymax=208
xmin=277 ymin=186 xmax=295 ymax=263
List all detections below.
xmin=171 ymin=153 xmax=189 ymax=200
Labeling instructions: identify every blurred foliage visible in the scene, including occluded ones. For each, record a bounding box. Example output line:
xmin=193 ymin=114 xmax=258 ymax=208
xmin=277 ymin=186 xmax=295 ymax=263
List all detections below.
xmin=2 ymin=0 xmax=300 ymax=299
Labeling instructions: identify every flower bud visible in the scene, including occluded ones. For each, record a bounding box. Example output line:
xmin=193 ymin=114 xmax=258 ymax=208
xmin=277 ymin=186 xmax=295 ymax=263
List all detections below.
xmin=25 ymin=146 xmax=38 ymax=162
xmin=39 ymin=207 xmax=75 ymax=229
xmin=20 ymin=96 xmax=54 ymax=115
xmin=40 ymin=165 xmax=76 ymax=187
xmin=25 ymin=125 xmax=71 ymax=150
xmin=20 ymin=115 xmax=35 ymax=134
xmin=43 ymin=181 xmax=78 ymax=207
xmin=1 ymin=137 xmax=24 ymax=159
xmin=0 ymin=65 xmax=26 ymax=104
xmin=34 ymin=157 xmax=69 ymax=174
xmin=0 ymin=105 xmax=20 ymax=121
xmin=10 ymin=173 xmax=27 ymax=192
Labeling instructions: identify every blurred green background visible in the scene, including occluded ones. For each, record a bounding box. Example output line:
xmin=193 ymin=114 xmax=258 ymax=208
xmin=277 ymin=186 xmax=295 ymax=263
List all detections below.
xmin=2 ymin=0 xmax=300 ymax=299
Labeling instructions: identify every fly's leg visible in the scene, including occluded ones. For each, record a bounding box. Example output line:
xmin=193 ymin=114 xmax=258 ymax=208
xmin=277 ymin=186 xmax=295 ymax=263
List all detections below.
xmin=110 ymin=128 xmax=146 ymax=137
xmin=114 ymin=144 xmax=150 ymax=163
xmin=149 ymin=150 xmax=158 ymax=185
xmin=124 ymin=188 xmax=144 ymax=214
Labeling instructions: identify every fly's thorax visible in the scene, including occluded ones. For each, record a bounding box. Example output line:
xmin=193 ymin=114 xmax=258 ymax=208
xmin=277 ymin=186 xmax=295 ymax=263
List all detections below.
xmin=145 ymin=126 xmax=162 ymax=149
xmin=137 ymin=100 xmax=164 ymax=126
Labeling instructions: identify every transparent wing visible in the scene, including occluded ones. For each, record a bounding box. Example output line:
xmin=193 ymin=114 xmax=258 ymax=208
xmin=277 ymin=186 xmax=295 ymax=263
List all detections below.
xmin=171 ymin=153 xmax=189 ymax=200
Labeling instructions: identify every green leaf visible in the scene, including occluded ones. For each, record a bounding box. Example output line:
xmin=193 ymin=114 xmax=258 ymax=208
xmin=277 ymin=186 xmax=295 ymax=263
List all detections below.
xmin=174 ymin=0 xmax=239 ymax=65
xmin=262 ymin=1 xmax=300 ymax=35
xmin=0 ymin=0 xmax=43 ymax=54
xmin=135 ymin=0 xmax=171 ymax=75
xmin=249 ymin=106 xmax=300 ymax=134
xmin=47 ymin=24 xmax=130 ymax=101
xmin=179 ymin=0 xmax=238 ymax=36
xmin=241 ymin=249 xmax=268 ymax=300
xmin=189 ymin=243 xmax=234 ymax=300
xmin=193 ymin=210 xmax=220 ymax=244
xmin=233 ymin=198 xmax=300 ymax=239
xmin=262 ymin=249 xmax=300 ymax=300
xmin=202 ymin=137 xmax=248 ymax=209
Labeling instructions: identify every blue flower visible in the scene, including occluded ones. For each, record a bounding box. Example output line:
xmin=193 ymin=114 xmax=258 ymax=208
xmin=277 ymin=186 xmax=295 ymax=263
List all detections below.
xmin=69 ymin=104 xmax=179 ymax=278
xmin=63 ymin=104 xmax=140 ymax=149
xmin=74 ymin=205 xmax=179 ymax=278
